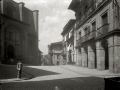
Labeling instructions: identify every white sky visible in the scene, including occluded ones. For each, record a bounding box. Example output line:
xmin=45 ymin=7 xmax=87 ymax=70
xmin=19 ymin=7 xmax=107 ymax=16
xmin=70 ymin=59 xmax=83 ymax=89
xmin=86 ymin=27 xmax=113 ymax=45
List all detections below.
xmin=14 ymin=0 xmax=75 ymax=55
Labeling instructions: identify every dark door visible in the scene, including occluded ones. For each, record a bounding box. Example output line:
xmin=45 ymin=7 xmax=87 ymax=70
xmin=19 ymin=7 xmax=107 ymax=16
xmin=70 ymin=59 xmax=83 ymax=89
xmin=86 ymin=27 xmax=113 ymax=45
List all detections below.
xmin=7 ymin=45 xmax=14 ymax=59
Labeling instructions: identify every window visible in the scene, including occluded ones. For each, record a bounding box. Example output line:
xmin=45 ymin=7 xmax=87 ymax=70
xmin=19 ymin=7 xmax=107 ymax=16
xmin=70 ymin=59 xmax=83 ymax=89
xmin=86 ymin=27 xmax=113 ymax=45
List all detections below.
xmin=69 ymin=30 xmax=73 ymax=38
xmin=9 ymin=32 xmax=13 ymax=40
xmin=64 ymin=36 xmax=66 ymax=41
xmin=84 ymin=27 xmax=90 ymax=35
xmin=85 ymin=6 xmax=88 ymax=12
xmin=85 ymin=5 xmax=88 ymax=17
xmin=17 ymin=31 xmax=21 ymax=42
xmin=79 ymin=32 xmax=81 ymax=39
xmin=101 ymin=13 xmax=108 ymax=25
xmin=69 ymin=32 xmax=71 ymax=38
xmin=79 ymin=12 xmax=81 ymax=19
xmin=79 ymin=12 xmax=81 ymax=16
xmin=66 ymin=34 xmax=69 ymax=40
xmin=92 ymin=21 xmax=96 ymax=31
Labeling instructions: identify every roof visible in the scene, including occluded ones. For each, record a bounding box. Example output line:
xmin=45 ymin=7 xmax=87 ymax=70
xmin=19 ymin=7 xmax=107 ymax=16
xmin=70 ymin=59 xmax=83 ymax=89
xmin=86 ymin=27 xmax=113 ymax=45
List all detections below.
xmin=68 ymin=0 xmax=80 ymax=12
xmin=61 ymin=19 xmax=75 ymax=35
xmin=49 ymin=41 xmax=62 ymax=50
xmin=51 ymin=41 xmax=62 ymax=46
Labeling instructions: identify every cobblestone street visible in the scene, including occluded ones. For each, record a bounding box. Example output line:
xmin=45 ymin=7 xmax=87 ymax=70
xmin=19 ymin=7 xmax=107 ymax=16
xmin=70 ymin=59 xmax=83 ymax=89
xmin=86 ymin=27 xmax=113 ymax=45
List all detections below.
xmin=1 ymin=77 xmax=104 ymax=90
xmin=1 ymin=65 xmax=119 ymax=90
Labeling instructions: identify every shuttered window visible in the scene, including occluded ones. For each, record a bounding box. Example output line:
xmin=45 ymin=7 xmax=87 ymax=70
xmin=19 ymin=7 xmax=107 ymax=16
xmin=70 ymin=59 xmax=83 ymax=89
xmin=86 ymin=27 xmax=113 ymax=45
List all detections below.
xmin=102 ymin=13 xmax=108 ymax=25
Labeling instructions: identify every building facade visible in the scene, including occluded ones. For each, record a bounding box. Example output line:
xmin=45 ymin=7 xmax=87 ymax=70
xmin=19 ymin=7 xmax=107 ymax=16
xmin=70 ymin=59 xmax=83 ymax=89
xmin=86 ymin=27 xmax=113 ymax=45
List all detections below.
xmin=0 ymin=0 xmax=39 ymax=65
xmin=68 ymin=0 xmax=120 ymax=73
xmin=61 ymin=19 xmax=76 ymax=65
xmin=48 ymin=41 xmax=64 ymax=65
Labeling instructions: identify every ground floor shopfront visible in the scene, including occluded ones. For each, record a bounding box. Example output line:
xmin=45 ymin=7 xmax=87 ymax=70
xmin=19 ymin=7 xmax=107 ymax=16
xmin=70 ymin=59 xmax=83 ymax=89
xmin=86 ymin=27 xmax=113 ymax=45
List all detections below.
xmin=76 ymin=32 xmax=120 ymax=74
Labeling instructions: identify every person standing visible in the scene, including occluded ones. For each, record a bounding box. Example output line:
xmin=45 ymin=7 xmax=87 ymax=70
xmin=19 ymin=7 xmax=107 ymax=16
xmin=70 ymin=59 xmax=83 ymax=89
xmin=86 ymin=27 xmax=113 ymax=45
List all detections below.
xmin=17 ymin=61 xmax=23 ymax=79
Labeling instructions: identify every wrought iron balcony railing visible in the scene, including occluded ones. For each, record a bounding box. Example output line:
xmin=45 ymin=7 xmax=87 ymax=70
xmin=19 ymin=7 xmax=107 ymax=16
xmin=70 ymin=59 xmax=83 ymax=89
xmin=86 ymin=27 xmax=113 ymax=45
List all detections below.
xmin=76 ymin=0 xmax=107 ymax=27
xmin=76 ymin=2 xmax=97 ymax=26
xmin=97 ymin=23 xmax=109 ymax=37
xmin=76 ymin=24 xmax=109 ymax=45
xmin=81 ymin=30 xmax=96 ymax=43
xmin=76 ymin=38 xmax=81 ymax=47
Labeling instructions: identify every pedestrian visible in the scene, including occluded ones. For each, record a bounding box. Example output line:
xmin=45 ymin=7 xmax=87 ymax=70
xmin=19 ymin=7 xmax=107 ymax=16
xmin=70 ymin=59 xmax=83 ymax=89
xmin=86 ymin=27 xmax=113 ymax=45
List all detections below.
xmin=17 ymin=61 xmax=23 ymax=79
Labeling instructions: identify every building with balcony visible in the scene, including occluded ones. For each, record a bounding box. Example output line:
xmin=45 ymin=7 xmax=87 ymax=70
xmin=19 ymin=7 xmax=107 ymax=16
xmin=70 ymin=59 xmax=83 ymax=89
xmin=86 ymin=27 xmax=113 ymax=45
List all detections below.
xmin=69 ymin=0 xmax=120 ymax=73
xmin=48 ymin=41 xmax=64 ymax=65
xmin=61 ymin=19 xmax=76 ymax=65
xmin=0 ymin=0 xmax=39 ymax=65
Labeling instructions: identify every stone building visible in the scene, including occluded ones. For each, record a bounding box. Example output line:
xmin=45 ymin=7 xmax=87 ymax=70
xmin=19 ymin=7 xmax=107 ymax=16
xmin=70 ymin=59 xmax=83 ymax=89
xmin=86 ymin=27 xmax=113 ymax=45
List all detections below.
xmin=68 ymin=0 xmax=120 ymax=73
xmin=48 ymin=41 xmax=64 ymax=65
xmin=61 ymin=19 xmax=76 ymax=65
xmin=0 ymin=0 xmax=39 ymax=65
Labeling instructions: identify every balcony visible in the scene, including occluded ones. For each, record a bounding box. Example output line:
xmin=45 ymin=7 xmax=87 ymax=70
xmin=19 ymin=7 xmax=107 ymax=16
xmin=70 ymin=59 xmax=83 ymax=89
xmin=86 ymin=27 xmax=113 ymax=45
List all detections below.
xmin=63 ymin=42 xmax=66 ymax=46
xmin=76 ymin=38 xmax=81 ymax=47
xmin=97 ymin=23 xmax=109 ymax=37
xmin=76 ymin=3 xmax=97 ymax=26
xmin=76 ymin=0 xmax=108 ymax=27
xmin=81 ymin=30 xmax=96 ymax=43
xmin=89 ymin=30 xmax=96 ymax=40
xmin=53 ymin=50 xmax=63 ymax=54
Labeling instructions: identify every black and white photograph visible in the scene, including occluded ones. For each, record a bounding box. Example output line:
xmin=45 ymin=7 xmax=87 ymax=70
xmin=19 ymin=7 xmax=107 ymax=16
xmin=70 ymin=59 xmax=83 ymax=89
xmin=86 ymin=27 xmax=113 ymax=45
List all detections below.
xmin=0 ymin=0 xmax=120 ymax=90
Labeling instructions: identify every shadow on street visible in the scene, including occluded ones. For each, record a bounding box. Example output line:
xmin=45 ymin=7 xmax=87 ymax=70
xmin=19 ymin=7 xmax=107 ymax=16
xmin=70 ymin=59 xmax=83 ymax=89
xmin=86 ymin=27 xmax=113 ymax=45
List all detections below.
xmin=0 ymin=65 xmax=59 ymax=79
xmin=1 ymin=77 xmax=104 ymax=90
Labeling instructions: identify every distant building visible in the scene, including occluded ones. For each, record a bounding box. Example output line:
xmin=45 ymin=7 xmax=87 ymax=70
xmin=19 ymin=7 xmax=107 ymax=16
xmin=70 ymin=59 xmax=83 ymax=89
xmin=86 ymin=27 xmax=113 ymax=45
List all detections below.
xmin=61 ymin=19 xmax=76 ymax=65
xmin=38 ymin=50 xmax=43 ymax=65
xmin=43 ymin=54 xmax=50 ymax=65
xmin=0 ymin=0 xmax=39 ymax=65
xmin=48 ymin=41 xmax=64 ymax=65
xmin=68 ymin=0 xmax=120 ymax=73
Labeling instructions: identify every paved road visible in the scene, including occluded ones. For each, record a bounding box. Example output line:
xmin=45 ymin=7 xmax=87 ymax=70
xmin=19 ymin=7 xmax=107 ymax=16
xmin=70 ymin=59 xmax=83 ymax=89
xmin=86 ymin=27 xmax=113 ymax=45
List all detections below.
xmin=0 ymin=65 xmax=105 ymax=90
xmin=1 ymin=77 xmax=104 ymax=90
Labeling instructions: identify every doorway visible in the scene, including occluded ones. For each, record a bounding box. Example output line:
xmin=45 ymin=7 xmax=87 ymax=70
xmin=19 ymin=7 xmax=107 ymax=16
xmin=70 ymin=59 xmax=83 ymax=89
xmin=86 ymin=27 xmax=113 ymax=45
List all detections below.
xmin=101 ymin=40 xmax=109 ymax=70
xmin=7 ymin=45 xmax=14 ymax=59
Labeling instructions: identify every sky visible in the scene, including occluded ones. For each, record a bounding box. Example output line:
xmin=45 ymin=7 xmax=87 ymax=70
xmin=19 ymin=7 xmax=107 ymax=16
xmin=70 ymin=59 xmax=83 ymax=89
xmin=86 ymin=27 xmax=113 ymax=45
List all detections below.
xmin=14 ymin=0 xmax=75 ymax=55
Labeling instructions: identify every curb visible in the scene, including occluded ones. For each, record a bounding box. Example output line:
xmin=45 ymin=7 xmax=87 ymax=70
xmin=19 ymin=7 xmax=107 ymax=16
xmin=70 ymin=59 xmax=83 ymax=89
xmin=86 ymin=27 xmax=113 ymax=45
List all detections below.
xmin=59 ymin=66 xmax=120 ymax=78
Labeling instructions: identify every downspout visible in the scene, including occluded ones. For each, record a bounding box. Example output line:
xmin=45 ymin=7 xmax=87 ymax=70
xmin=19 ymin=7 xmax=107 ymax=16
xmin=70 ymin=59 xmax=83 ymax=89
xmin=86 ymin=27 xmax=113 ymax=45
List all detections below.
xmin=76 ymin=26 xmax=77 ymax=65
xmin=112 ymin=0 xmax=115 ymax=73
xmin=113 ymin=33 xmax=115 ymax=73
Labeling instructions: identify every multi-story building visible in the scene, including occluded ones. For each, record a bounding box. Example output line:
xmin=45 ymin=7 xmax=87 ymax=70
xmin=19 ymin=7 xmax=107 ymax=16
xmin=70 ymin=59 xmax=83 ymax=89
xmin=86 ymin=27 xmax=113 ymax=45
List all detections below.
xmin=68 ymin=0 xmax=120 ymax=73
xmin=61 ymin=19 xmax=76 ymax=65
xmin=0 ymin=0 xmax=39 ymax=65
xmin=48 ymin=41 xmax=64 ymax=65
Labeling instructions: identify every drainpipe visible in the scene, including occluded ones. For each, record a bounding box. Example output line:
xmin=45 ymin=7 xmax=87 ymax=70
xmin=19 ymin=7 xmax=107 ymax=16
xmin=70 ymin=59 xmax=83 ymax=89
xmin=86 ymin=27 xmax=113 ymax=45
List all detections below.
xmin=113 ymin=33 xmax=115 ymax=73
xmin=112 ymin=0 xmax=115 ymax=73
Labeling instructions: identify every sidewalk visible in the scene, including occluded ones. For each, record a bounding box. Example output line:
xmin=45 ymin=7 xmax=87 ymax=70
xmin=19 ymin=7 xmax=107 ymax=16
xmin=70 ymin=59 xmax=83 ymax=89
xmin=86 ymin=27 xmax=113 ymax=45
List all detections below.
xmin=0 ymin=65 xmax=33 ymax=83
xmin=59 ymin=65 xmax=120 ymax=78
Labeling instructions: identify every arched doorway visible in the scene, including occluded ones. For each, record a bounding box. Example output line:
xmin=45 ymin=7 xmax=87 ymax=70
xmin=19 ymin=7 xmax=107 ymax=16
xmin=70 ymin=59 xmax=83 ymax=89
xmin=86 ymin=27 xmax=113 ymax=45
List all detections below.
xmin=101 ymin=40 xmax=109 ymax=70
xmin=84 ymin=46 xmax=88 ymax=67
xmin=7 ymin=45 xmax=14 ymax=59
xmin=91 ymin=44 xmax=97 ymax=69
